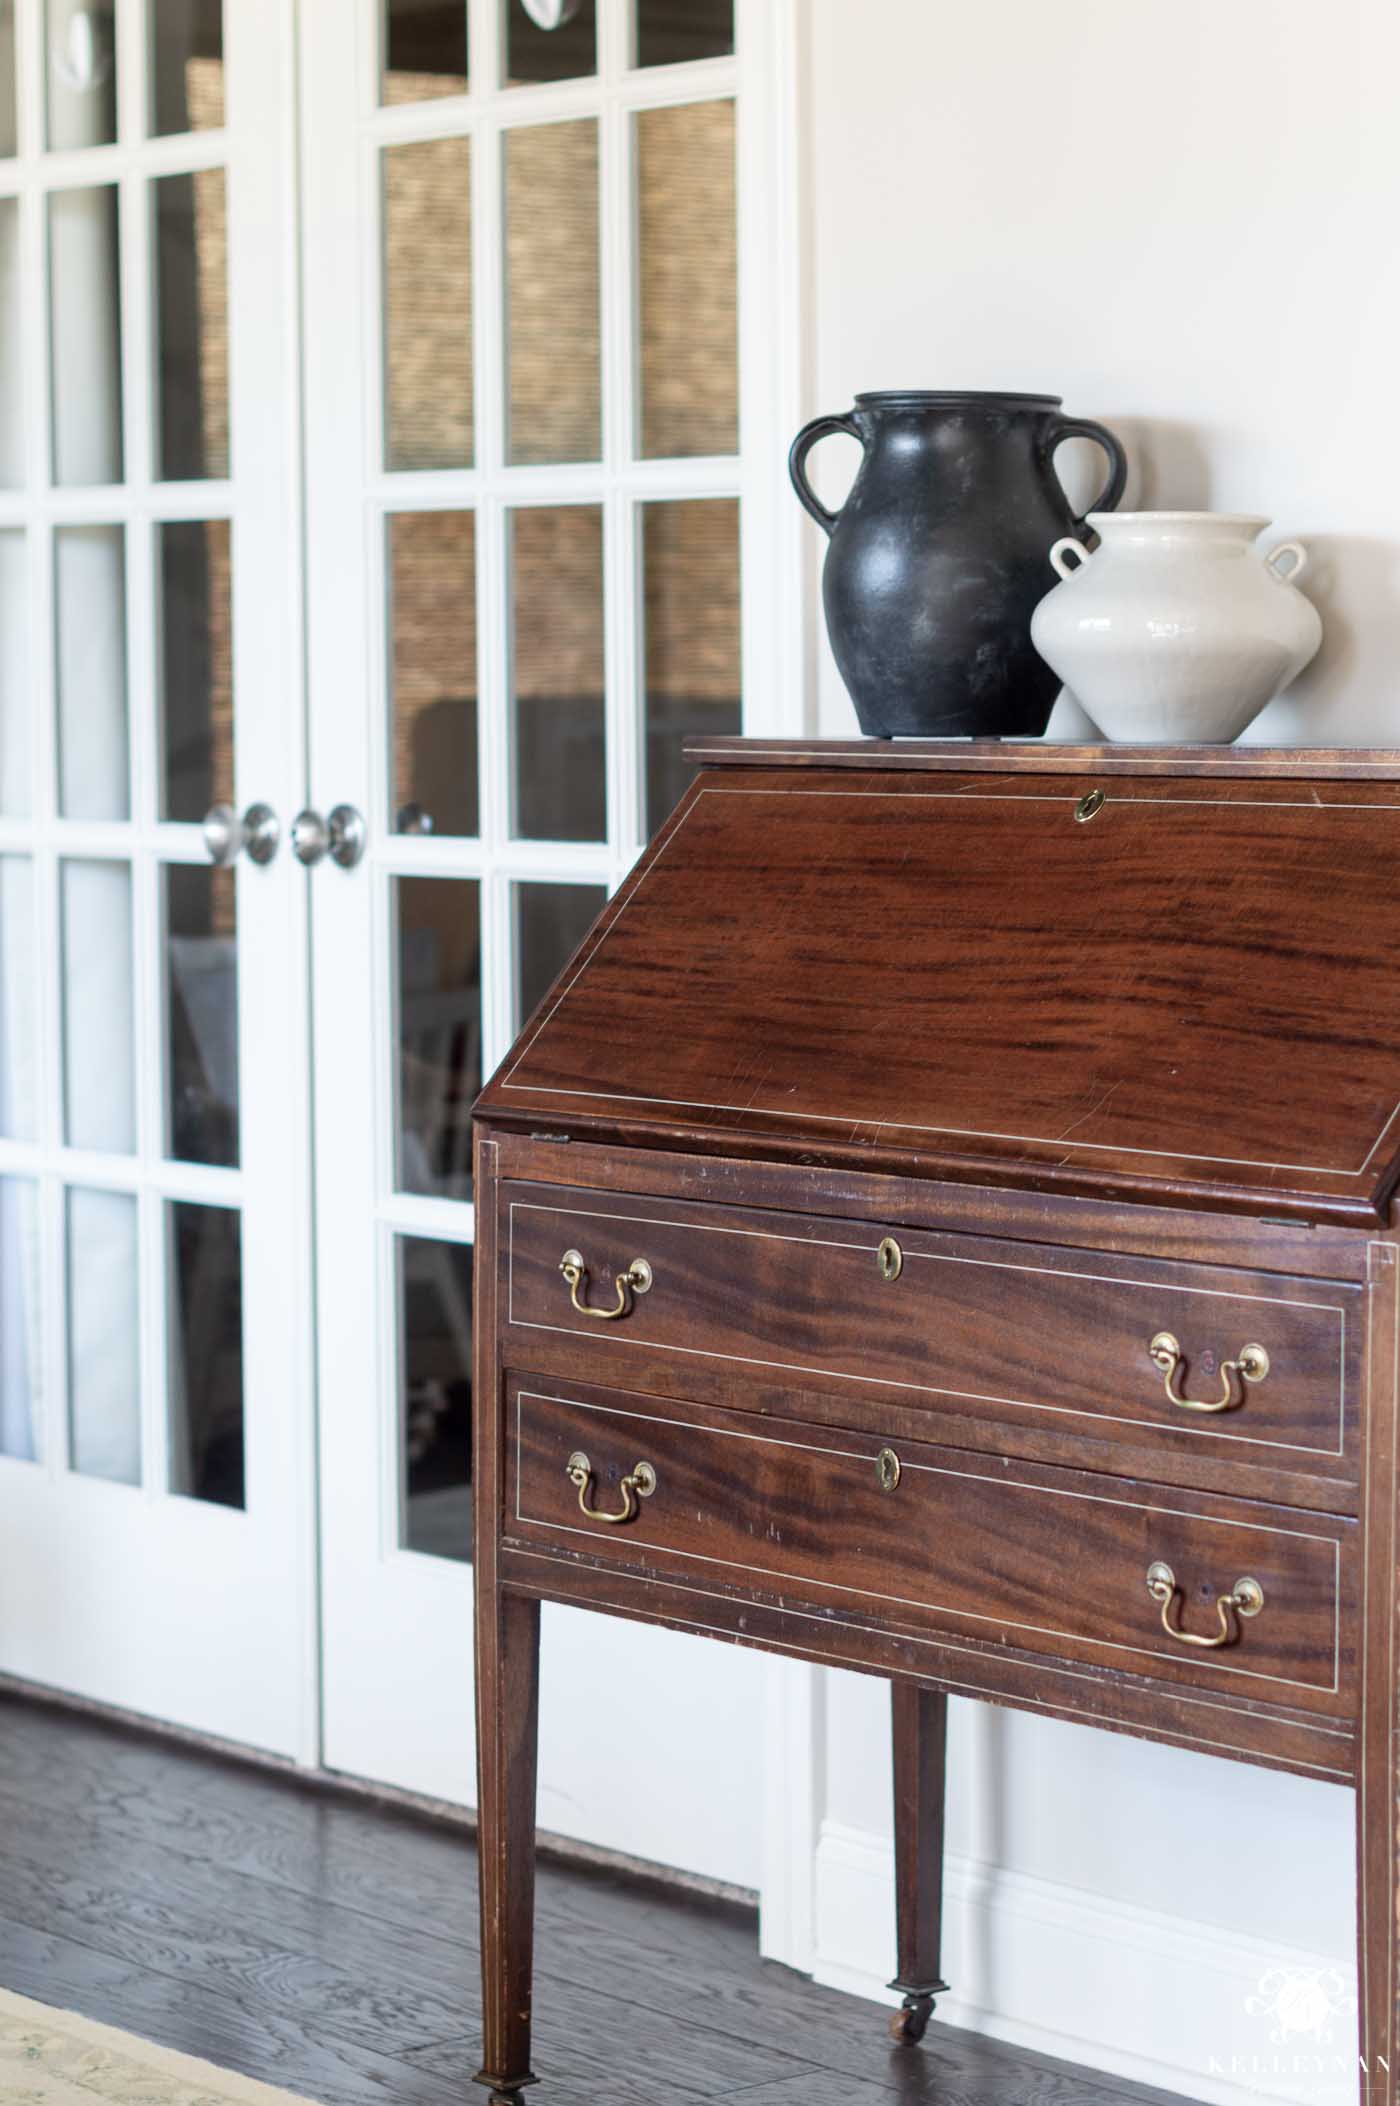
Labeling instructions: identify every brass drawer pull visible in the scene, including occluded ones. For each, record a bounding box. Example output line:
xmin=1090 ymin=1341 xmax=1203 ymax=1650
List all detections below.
xmin=1145 ymin=1561 xmax=1264 ymax=1649
xmin=1148 ymin=1330 xmax=1269 ymax=1414
xmin=566 ymin=1451 xmax=656 ymax=1526
xmin=559 ymin=1248 xmax=653 ymax=1321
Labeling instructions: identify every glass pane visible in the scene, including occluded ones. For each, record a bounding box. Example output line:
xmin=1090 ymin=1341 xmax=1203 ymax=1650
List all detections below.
xmin=389 ymin=511 xmax=477 ymax=838
xmin=0 ymin=858 xmax=36 ymax=1141
xmin=636 ymin=0 xmax=732 ymax=67
xmin=62 ymin=859 xmax=135 ymax=1153
xmin=67 ymin=1186 xmax=140 ymax=1485
xmin=0 ymin=1178 xmax=41 ymax=1463
xmin=511 ymin=505 xmax=604 ymax=841
xmin=382 ymin=0 xmax=466 ymax=104
xmin=0 ymin=532 xmax=30 ymax=813
xmin=384 ymin=137 xmax=472 ymax=472
xmin=169 ymin=1200 xmax=243 ymax=1507
xmin=505 ymin=119 xmax=599 ymax=465
xmin=506 ymin=0 xmax=595 ymax=84
xmin=155 ymin=169 xmax=229 ymax=480
xmin=637 ymin=100 xmax=736 ymax=459
xmin=49 ymin=185 xmax=124 ymax=487
xmin=159 ymin=518 xmax=232 ymax=821
xmin=643 ymin=498 xmax=740 ymax=835
xmin=399 ymin=1234 xmax=472 ymax=1562
xmin=396 ymin=875 xmax=479 ymax=1202
xmin=0 ymin=1 xmax=15 ymax=155
xmin=0 ymin=200 xmax=21 ymax=481
xmin=166 ymin=864 xmax=238 ymax=1168
xmin=151 ymin=0 xmax=224 ymax=134
xmin=56 ymin=525 xmax=129 ymax=819
xmin=516 ymin=881 xmax=605 ymax=1026
xmin=46 ymin=0 xmax=117 ymax=149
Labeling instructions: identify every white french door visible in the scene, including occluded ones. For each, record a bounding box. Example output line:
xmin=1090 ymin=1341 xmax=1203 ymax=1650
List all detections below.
xmin=0 ymin=0 xmax=316 ymax=1755
xmin=0 ymin=0 xmax=802 ymax=1879
xmin=300 ymin=0 xmax=800 ymax=1879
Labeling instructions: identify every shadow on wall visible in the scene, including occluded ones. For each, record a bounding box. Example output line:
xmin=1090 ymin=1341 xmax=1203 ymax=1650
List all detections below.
xmin=1253 ymin=535 xmax=1400 ymax=743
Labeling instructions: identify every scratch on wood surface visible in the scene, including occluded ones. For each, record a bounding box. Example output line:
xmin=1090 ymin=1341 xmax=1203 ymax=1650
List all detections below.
xmin=1056 ymin=1078 xmax=1123 ymax=1143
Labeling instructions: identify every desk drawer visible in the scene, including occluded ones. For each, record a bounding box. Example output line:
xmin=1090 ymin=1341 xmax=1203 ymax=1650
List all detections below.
xmin=504 ymin=1183 xmax=1359 ymax=1483
xmin=506 ymin=1377 xmax=1353 ymax=1712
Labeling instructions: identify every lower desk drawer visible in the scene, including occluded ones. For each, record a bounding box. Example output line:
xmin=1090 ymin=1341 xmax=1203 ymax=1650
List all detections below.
xmin=505 ymin=1377 xmax=1355 ymax=1714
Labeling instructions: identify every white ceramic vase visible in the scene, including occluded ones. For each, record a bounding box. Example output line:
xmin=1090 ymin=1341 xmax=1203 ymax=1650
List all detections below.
xmin=1029 ymin=512 xmax=1323 ymax=743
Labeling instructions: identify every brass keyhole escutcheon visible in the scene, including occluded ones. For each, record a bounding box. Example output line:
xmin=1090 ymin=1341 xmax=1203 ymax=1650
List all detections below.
xmin=876 ymin=1447 xmax=901 ymax=1492
xmin=1075 ymin=788 xmax=1106 ymax=823
xmin=877 ymin=1236 xmax=903 ymax=1282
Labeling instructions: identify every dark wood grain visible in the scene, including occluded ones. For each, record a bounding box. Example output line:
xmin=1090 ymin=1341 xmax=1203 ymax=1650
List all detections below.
xmin=479 ymin=759 xmax=1400 ymax=1224
xmin=505 ymin=1180 xmax=1361 ymax=1503
xmin=1355 ymin=1240 xmax=1400 ymax=2092
xmin=0 ymin=1691 xmax=1206 ymax=2106
xmin=474 ymin=1132 xmax=544 ymax=2103
xmin=501 ymin=1541 xmax=1354 ymax=1786
xmin=890 ymin=1684 xmax=949 ymax=2014
xmin=474 ymin=742 xmax=1395 ymax=2106
xmin=493 ymin=1132 xmax=1375 ymax=1280
xmin=683 ymin=736 xmax=1400 ymax=781
xmin=507 ymin=1376 xmax=1355 ymax=1713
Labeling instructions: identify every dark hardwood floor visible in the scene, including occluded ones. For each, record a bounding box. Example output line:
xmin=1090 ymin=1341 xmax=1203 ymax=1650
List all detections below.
xmin=0 ymin=1691 xmax=1195 ymax=2106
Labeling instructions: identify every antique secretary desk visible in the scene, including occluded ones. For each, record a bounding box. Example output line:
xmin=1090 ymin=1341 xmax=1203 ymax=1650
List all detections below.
xmin=471 ymin=737 xmax=1400 ymax=2104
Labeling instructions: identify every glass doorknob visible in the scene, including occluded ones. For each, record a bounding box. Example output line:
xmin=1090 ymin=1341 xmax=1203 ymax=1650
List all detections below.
xmin=203 ymin=802 xmax=281 ymax=867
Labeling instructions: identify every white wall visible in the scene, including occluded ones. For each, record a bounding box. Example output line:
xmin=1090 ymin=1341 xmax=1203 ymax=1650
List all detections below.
xmin=784 ymin=1 xmax=1397 ymax=2098
xmin=805 ymin=0 xmax=1400 ymax=749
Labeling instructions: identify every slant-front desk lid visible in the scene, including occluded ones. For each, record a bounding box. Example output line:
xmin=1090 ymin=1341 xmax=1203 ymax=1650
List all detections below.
xmin=477 ymin=740 xmax=1400 ymax=1227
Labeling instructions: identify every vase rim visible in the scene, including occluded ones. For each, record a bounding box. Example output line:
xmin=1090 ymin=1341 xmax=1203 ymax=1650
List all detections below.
xmin=853 ymin=389 xmax=1062 ymax=409
xmin=1087 ymin=510 xmax=1271 ymax=531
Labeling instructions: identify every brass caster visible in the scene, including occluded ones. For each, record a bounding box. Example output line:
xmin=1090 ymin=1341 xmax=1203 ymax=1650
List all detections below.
xmin=889 ymin=1992 xmax=935 ymax=2044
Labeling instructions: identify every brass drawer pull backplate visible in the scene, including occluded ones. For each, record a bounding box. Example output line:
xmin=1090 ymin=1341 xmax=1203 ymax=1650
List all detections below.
xmin=567 ymin=1451 xmax=657 ymax=1526
xmin=1145 ymin=1560 xmax=1264 ymax=1649
xmin=560 ymin=1247 xmax=653 ymax=1321
xmin=1148 ymin=1330 xmax=1270 ymax=1415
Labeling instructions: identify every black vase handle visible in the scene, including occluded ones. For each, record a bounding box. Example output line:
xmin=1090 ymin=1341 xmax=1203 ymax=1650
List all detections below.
xmin=1048 ymin=416 xmax=1128 ymax=531
xmin=788 ymin=411 xmax=865 ymax=536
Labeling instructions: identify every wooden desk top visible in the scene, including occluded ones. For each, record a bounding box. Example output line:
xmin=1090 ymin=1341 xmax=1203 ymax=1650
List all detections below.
xmin=479 ymin=740 xmax=1400 ymax=1228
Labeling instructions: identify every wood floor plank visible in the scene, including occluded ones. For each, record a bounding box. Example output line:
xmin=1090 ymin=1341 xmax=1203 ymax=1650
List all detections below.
xmin=0 ymin=1700 xmax=739 ymax=1960
xmin=706 ymin=2079 xmax=904 ymax=2106
xmin=0 ymin=1909 xmax=467 ymax=2106
xmin=0 ymin=1694 xmax=1201 ymax=2106
xmin=0 ymin=1712 xmax=1153 ymax=2106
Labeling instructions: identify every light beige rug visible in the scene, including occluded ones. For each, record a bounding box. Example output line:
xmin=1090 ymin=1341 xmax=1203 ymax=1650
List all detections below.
xmin=0 ymin=1990 xmax=323 ymax=2106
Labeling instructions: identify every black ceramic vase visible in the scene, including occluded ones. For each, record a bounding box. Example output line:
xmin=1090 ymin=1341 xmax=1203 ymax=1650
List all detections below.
xmin=789 ymin=391 xmax=1128 ymax=738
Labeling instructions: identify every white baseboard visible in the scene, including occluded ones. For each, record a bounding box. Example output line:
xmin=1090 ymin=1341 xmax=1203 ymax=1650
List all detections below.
xmin=810 ymin=1820 xmax=1357 ymax=2106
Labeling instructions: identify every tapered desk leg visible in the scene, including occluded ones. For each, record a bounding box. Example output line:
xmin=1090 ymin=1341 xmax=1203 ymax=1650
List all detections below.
xmin=1358 ymin=1242 xmax=1400 ymax=2106
xmin=475 ymin=1588 xmax=542 ymax=2103
xmin=888 ymin=1680 xmax=951 ymax=2046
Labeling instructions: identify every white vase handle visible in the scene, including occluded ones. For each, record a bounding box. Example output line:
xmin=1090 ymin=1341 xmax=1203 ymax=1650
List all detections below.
xmin=1265 ymin=539 xmax=1308 ymax=585
xmin=1049 ymin=537 xmax=1092 ymax=581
